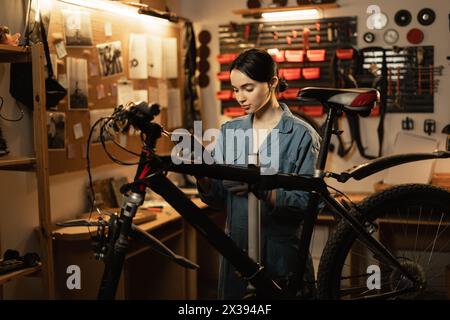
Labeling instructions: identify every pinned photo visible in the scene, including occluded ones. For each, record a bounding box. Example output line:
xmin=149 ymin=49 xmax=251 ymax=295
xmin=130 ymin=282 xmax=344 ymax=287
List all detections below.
xmin=47 ymin=112 xmax=66 ymax=150
xmin=61 ymin=10 xmax=94 ymax=46
xmin=67 ymin=57 xmax=89 ymax=110
xmin=97 ymin=41 xmax=124 ymax=77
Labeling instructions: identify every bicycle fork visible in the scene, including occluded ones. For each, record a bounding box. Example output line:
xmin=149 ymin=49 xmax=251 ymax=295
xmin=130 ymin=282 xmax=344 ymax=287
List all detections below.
xmin=97 ymin=192 xmax=144 ymax=300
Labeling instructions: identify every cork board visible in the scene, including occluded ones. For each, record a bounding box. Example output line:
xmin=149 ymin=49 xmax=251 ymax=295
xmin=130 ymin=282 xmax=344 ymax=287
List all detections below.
xmin=45 ymin=1 xmax=183 ymax=175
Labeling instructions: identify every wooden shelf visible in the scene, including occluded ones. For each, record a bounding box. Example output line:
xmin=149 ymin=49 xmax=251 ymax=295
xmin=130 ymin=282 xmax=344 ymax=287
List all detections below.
xmin=0 ymin=263 xmax=42 ymax=286
xmin=233 ymin=3 xmax=339 ymax=16
xmin=0 ymin=44 xmax=31 ymax=63
xmin=0 ymin=156 xmax=36 ymax=171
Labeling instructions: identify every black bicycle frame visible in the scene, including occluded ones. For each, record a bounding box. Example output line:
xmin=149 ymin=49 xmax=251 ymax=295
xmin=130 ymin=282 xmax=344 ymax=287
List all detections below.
xmin=97 ymin=102 xmax=435 ymax=299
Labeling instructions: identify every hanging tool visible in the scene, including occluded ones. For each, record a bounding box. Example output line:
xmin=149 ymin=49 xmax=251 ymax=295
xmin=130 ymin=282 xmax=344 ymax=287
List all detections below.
xmin=395 ymin=66 xmax=401 ymax=108
xmin=255 ymin=23 xmax=264 ymax=47
xmin=315 ymin=22 xmax=321 ymax=44
xmin=423 ymin=119 xmax=436 ymax=135
xmin=429 ymin=63 xmax=433 ymax=95
xmin=286 ymin=35 xmax=292 ymax=45
xmin=327 ymin=23 xmax=333 ymax=42
xmin=302 ymin=27 xmax=310 ymax=51
xmin=291 ymin=29 xmax=298 ymax=39
xmin=417 ymin=46 xmax=424 ymax=96
xmin=402 ymin=117 xmax=414 ymax=130
xmin=387 ymin=67 xmax=392 ymax=96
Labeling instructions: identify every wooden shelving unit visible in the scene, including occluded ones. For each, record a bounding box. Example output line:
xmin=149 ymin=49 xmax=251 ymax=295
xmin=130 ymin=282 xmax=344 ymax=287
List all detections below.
xmin=233 ymin=3 xmax=339 ymax=16
xmin=0 ymin=43 xmax=54 ymax=298
xmin=0 ymin=263 xmax=42 ymax=286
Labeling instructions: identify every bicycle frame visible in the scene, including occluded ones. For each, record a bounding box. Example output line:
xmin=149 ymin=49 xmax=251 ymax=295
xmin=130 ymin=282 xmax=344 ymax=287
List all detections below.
xmin=96 ymin=102 xmax=450 ymax=300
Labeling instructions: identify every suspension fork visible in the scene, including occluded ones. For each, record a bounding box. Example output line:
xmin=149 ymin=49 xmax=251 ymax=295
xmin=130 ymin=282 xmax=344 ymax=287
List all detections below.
xmin=322 ymin=194 xmax=420 ymax=285
xmin=97 ymin=150 xmax=150 ymax=300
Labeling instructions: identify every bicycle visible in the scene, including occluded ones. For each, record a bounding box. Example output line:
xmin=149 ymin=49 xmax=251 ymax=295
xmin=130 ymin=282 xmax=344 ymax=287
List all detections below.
xmin=59 ymin=87 xmax=450 ymax=300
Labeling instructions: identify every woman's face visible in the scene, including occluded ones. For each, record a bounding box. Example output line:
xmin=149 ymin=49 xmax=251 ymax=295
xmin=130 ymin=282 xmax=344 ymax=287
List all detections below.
xmin=230 ymin=69 xmax=275 ymax=114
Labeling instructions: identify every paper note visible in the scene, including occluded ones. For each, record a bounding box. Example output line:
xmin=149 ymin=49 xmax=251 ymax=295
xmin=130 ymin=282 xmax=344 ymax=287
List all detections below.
xmin=67 ymin=143 xmax=76 ymax=159
xmin=96 ymin=84 xmax=106 ymax=99
xmin=129 ymin=34 xmax=148 ymax=79
xmin=104 ymin=22 xmax=112 ymax=37
xmin=157 ymin=80 xmax=168 ymax=108
xmin=73 ymin=122 xmax=84 ymax=140
xmin=163 ymin=37 xmax=178 ymax=79
xmin=55 ymin=40 xmax=67 ymax=59
xmin=117 ymin=81 xmax=134 ymax=106
xmin=134 ymin=90 xmax=148 ymax=102
xmin=167 ymin=88 xmax=182 ymax=128
xmin=147 ymin=35 xmax=163 ymax=78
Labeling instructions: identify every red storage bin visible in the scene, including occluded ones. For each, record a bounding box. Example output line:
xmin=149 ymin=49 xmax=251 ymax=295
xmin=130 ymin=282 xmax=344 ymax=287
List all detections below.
xmin=280 ymin=68 xmax=301 ymax=80
xmin=216 ymin=90 xmax=233 ymax=101
xmin=217 ymin=53 xmax=237 ymax=64
xmin=224 ymin=107 xmax=245 ymax=118
xmin=302 ymin=67 xmax=320 ymax=80
xmin=271 ymin=50 xmax=285 ymax=63
xmin=217 ymin=71 xmax=231 ymax=81
xmin=306 ymin=49 xmax=326 ymax=62
xmin=281 ymin=88 xmax=300 ymax=100
xmin=336 ymin=48 xmax=354 ymax=60
xmin=285 ymin=50 xmax=304 ymax=62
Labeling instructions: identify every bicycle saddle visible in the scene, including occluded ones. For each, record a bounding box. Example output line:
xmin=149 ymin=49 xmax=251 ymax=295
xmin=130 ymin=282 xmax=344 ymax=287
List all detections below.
xmin=297 ymin=87 xmax=379 ymax=114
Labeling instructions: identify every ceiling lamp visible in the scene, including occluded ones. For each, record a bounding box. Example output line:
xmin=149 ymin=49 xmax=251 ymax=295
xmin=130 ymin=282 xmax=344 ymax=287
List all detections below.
xmin=261 ymin=9 xmax=319 ymax=21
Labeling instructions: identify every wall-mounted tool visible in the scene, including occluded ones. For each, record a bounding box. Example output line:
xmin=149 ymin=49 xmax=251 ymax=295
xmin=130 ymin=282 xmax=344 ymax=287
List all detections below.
xmin=402 ymin=117 xmax=414 ymax=130
xmin=363 ymin=32 xmax=375 ymax=43
xmin=395 ymin=9 xmax=412 ymax=26
xmin=384 ymin=29 xmax=399 ymax=44
xmin=442 ymin=124 xmax=450 ymax=152
xmin=407 ymin=28 xmax=424 ymax=44
xmin=424 ymin=119 xmax=436 ymax=135
xmin=417 ymin=8 xmax=436 ymax=26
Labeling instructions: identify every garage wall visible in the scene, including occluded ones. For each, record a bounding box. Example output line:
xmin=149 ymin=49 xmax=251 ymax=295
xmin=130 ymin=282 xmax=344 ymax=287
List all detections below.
xmin=167 ymin=0 xmax=450 ymax=192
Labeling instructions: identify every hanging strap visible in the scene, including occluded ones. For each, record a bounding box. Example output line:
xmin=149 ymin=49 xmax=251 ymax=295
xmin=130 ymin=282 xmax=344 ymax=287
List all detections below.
xmin=38 ymin=13 xmax=55 ymax=78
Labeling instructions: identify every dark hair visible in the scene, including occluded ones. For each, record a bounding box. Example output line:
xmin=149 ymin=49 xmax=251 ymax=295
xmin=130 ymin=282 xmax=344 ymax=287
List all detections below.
xmin=230 ymin=48 xmax=288 ymax=92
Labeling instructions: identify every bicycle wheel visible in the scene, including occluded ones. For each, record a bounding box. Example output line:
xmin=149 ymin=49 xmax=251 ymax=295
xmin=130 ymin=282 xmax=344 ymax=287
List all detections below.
xmin=317 ymin=184 xmax=450 ymax=300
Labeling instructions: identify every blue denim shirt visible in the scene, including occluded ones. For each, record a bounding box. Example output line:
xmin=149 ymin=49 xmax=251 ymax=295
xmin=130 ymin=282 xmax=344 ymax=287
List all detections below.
xmin=198 ymin=103 xmax=321 ymax=299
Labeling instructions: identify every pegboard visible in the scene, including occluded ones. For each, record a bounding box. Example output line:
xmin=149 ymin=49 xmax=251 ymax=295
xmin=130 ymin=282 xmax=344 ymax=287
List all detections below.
xmin=45 ymin=1 xmax=182 ymax=175
xmin=359 ymin=46 xmax=438 ymax=113
xmin=216 ymin=16 xmax=357 ymax=118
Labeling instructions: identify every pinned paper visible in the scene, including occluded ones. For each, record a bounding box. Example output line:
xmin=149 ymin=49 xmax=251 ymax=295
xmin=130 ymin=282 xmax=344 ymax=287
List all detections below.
xmin=129 ymin=34 xmax=148 ymax=79
xmin=134 ymin=90 xmax=148 ymax=102
xmin=117 ymin=81 xmax=134 ymax=106
xmin=73 ymin=122 xmax=84 ymax=140
xmin=163 ymin=37 xmax=178 ymax=79
xmin=147 ymin=35 xmax=163 ymax=78
xmin=157 ymin=80 xmax=168 ymax=108
xmin=67 ymin=143 xmax=76 ymax=159
xmin=96 ymin=84 xmax=105 ymax=99
xmin=89 ymin=62 xmax=99 ymax=76
xmin=55 ymin=40 xmax=67 ymax=59
xmin=104 ymin=22 xmax=112 ymax=37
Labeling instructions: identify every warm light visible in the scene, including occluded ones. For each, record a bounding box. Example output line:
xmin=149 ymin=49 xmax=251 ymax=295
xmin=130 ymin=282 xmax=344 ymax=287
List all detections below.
xmin=261 ymin=9 xmax=319 ymax=21
xmin=57 ymin=0 xmax=171 ymax=25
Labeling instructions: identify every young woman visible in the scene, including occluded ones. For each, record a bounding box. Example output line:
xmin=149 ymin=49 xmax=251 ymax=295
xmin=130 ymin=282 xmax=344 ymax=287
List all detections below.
xmin=197 ymin=48 xmax=321 ymax=299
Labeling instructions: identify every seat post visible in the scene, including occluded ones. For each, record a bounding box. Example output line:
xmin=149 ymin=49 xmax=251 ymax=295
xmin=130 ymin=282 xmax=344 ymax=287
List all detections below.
xmin=314 ymin=102 xmax=336 ymax=176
